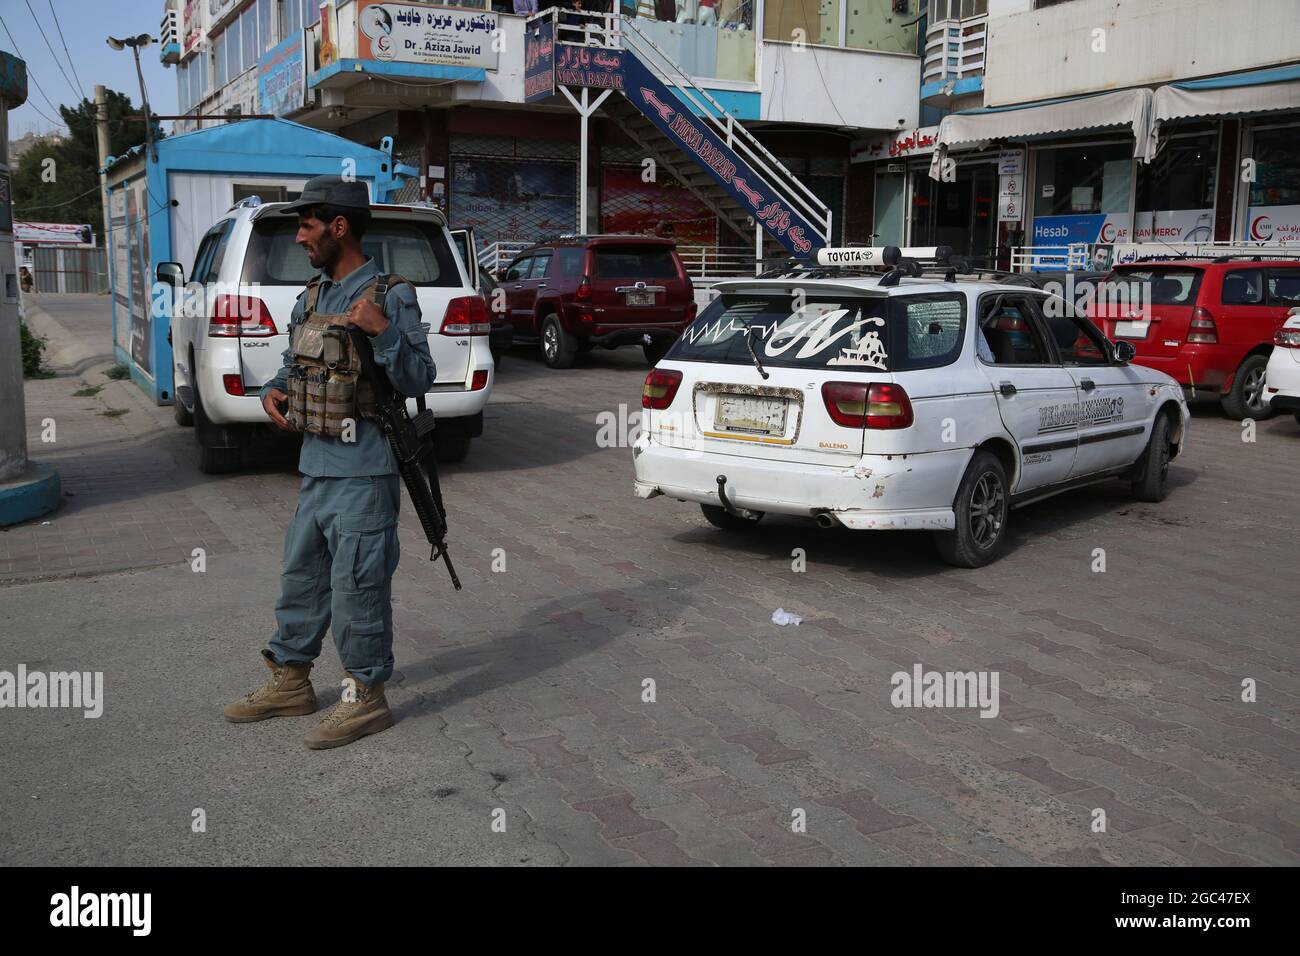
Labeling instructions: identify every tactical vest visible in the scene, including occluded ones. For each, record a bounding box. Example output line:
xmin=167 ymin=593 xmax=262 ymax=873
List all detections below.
xmin=285 ymin=273 xmax=408 ymax=436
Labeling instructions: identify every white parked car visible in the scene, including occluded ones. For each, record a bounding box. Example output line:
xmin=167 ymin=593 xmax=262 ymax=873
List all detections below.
xmin=1263 ymin=310 xmax=1300 ymax=425
xmin=162 ymin=198 xmax=493 ymax=473
xmin=632 ymin=248 xmax=1191 ymax=566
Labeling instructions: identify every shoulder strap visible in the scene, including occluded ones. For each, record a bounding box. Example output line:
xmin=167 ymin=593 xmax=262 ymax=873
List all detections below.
xmin=369 ymin=273 xmax=411 ymax=306
xmin=304 ymin=274 xmax=322 ymax=315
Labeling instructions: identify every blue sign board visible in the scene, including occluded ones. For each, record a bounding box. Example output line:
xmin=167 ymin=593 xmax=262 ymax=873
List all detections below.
xmin=620 ymin=55 xmax=822 ymax=255
xmin=258 ymin=31 xmax=306 ymax=117
xmin=524 ymin=19 xmax=554 ymax=103
xmin=554 ymin=45 xmax=624 ymax=91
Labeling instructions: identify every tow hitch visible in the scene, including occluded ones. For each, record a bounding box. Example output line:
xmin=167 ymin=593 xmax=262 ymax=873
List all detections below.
xmin=715 ymin=474 xmax=759 ymax=519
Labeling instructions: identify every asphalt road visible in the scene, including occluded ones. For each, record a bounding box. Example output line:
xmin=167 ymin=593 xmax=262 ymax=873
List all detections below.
xmin=1 ymin=293 xmax=1297 ymax=865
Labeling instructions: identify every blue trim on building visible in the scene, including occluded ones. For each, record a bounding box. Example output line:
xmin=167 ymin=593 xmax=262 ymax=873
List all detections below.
xmin=692 ymin=88 xmax=760 ymax=121
xmin=921 ymin=75 xmax=983 ymax=100
xmin=1174 ymin=63 xmax=1300 ymax=89
xmin=308 ymin=58 xmax=486 ymax=88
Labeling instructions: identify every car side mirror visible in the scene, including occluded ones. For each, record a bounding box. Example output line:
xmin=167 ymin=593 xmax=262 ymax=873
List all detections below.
xmin=1113 ymin=340 xmax=1136 ymax=363
xmin=156 ymin=261 xmax=184 ymax=287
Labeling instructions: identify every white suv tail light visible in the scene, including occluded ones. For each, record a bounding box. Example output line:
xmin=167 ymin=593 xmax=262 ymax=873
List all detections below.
xmin=208 ymin=295 xmax=277 ymax=337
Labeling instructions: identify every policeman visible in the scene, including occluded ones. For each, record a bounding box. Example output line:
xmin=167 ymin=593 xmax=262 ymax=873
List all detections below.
xmin=223 ymin=175 xmax=437 ymax=749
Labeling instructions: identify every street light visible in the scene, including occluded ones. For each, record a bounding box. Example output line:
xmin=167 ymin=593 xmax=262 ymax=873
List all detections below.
xmin=106 ymin=34 xmax=157 ymax=162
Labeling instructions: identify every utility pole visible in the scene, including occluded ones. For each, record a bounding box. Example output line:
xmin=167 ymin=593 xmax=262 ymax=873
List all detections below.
xmin=94 ymin=85 xmax=112 ymax=249
xmin=0 ymin=50 xmax=62 ymax=524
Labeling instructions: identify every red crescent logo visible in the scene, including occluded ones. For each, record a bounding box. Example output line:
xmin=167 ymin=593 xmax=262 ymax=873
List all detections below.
xmin=1251 ymin=216 xmax=1273 ymax=241
xmin=1099 ymin=222 xmax=1117 ymax=242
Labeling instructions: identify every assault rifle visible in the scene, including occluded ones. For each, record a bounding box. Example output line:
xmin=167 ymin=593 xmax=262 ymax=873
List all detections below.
xmin=347 ymin=324 xmax=461 ymax=591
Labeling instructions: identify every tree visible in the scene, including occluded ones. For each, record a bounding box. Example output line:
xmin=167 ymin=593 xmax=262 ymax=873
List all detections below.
xmin=11 ymin=89 xmax=161 ymax=235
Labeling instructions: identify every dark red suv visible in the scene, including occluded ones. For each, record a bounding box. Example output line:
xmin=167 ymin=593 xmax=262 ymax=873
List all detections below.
xmin=1090 ymin=258 xmax=1300 ymax=419
xmin=496 ymin=235 xmax=696 ymax=368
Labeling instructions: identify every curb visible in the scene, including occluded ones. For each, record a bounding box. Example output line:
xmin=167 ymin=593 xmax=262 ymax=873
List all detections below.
xmin=20 ymin=297 xmax=117 ymax=375
xmin=0 ymin=461 xmax=62 ymax=527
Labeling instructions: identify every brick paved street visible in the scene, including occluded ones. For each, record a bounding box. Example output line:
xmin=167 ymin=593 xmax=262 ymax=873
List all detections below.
xmin=1 ymin=294 xmax=1297 ymax=866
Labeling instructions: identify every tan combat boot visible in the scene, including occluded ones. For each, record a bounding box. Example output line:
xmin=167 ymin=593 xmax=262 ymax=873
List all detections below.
xmin=223 ymin=651 xmax=318 ymax=723
xmin=303 ymin=675 xmax=394 ymax=750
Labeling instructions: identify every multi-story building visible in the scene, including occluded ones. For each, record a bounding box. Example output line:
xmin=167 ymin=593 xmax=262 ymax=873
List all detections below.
xmin=858 ymin=0 xmax=1300 ymax=267
xmin=160 ymin=0 xmax=935 ymax=265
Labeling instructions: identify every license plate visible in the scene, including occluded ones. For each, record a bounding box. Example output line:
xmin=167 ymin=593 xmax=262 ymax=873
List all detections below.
xmin=625 ymin=291 xmax=654 ymax=306
xmin=716 ymin=395 xmax=787 ymax=436
xmin=1114 ymin=320 xmax=1149 ymax=338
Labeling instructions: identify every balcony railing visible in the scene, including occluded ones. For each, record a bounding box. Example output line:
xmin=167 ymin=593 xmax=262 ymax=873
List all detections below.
xmin=922 ymin=14 xmax=987 ymax=89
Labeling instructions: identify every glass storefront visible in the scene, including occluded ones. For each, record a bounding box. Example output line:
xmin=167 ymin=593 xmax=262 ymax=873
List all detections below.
xmin=1030 ymin=141 xmax=1133 ymax=251
xmin=1135 ymin=126 xmax=1217 ymax=243
xmin=1245 ymin=124 xmax=1300 ymax=244
xmin=909 ymin=161 xmax=996 ymax=259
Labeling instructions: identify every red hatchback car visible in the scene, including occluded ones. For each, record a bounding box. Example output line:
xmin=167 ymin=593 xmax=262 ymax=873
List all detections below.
xmin=496 ymin=235 xmax=696 ymax=368
xmin=1090 ymin=258 xmax=1300 ymax=419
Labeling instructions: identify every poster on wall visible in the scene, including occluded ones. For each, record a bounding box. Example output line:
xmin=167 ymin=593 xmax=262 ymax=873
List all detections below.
xmin=15 ymin=221 xmax=95 ymax=245
xmin=1133 ymin=209 xmax=1215 ymax=244
xmin=258 ymin=31 xmax=307 ymax=115
xmin=600 ymin=166 xmax=717 ymax=245
xmin=356 ymin=1 xmax=499 ymax=70
xmin=129 ymin=180 xmax=153 ymax=377
xmin=1246 ymin=205 xmax=1300 ymax=244
xmin=448 ymin=157 xmax=575 ymax=243
xmin=318 ymin=3 xmax=339 ymax=69
xmin=110 ymin=187 xmax=131 ymax=356
xmin=1029 ymin=213 xmax=1131 ymax=271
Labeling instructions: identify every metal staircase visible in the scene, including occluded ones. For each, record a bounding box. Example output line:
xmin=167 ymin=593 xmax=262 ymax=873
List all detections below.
xmin=534 ymin=10 xmax=832 ymax=257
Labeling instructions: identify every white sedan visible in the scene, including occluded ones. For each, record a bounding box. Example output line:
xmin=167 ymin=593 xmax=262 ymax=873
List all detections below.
xmin=633 ymin=250 xmax=1191 ymax=567
xmin=1263 ymin=311 xmax=1300 ymax=425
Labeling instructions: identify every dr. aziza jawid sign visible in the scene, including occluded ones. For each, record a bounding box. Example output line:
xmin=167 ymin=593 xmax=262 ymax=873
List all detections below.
xmin=356 ymin=1 xmax=499 ymax=71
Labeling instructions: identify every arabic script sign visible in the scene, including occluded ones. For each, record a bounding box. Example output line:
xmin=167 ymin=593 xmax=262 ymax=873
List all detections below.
xmin=524 ymin=19 xmax=554 ymax=102
xmin=356 ymin=1 xmax=499 ymax=71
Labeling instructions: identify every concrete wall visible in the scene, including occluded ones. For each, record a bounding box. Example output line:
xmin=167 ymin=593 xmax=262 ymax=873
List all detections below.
xmin=760 ymin=41 xmax=919 ymax=130
xmin=984 ymin=0 xmax=1300 ymax=107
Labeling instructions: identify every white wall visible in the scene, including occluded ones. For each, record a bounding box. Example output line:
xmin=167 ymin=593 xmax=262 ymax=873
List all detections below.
xmin=984 ymin=0 xmax=1300 ymax=107
xmin=760 ymin=42 xmax=920 ymax=130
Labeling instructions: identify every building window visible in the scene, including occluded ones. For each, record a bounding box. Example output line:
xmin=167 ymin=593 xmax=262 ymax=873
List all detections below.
xmin=259 ymin=0 xmax=274 ymax=50
xmin=928 ymin=0 xmax=986 ymax=20
xmin=284 ymin=0 xmax=302 ymax=37
xmin=1033 ymin=143 xmax=1131 ymax=217
xmin=241 ymin=4 xmax=258 ymax=71
xmin=1135 ymin=128 xmax=1217 ymax=243
xmin=305 ymin=0 xmax=321 ymax=27
xmin=764 ymin=0 xmax=841 ymax=47
xmin=1249 ymin=126 xmax=1300 ymax=210
xmin=214 ymin=30 xmax=228 ymax=88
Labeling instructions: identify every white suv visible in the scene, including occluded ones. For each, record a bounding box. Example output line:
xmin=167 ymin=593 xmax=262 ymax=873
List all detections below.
xmin=164 ymin=198 xmax=494 ymax=473
xmin=632 ymin=248 xmax=1191 ymax=566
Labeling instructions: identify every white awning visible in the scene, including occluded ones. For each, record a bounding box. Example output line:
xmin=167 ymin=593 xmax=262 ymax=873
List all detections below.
xmin=930 ymin=89 xmax=1155 ymax=179
xmin=1155 ymin=80 xmax=1300 ymax=123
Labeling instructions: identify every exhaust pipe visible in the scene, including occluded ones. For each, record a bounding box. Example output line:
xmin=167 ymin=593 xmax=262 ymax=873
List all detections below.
xmin=815 ymin=512 xmax=839 ymax=529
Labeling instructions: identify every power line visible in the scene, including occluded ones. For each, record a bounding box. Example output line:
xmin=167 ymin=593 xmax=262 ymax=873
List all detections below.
xmin=0 ymin=13 xmax=68 ymax=128
xmin=15 ymin=183 xmax=101 ymax=213
xmin=46 ymin=0 xmax=85 ymax=100
xmin=24 ymin=0 xmax=81 ymax=101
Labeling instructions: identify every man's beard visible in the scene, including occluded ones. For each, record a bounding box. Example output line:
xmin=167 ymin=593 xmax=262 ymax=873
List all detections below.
xmin=308 ymin=232 xmax=342 ymax=270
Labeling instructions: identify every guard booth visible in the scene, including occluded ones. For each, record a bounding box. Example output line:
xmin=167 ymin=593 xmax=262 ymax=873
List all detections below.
xmin=102 ymin=118 xmax=415 ymax=405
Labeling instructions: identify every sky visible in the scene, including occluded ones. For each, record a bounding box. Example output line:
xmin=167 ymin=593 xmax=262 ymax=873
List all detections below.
xmin=1 ymin=0 xmax=179 ymax=140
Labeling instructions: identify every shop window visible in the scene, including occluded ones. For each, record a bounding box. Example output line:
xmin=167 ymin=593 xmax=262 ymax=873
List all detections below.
xmin=1135 ymin=130 xmax=1217 ymax=243
xmin=1032 ymin=143 xmax=1130 ymax=217
xmin=1249 ymin=127 xmax=1300 ymax=210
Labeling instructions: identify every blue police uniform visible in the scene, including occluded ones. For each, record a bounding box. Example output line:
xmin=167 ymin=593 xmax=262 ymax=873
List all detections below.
xmin=259 ymin=256 xmax=436 ymax=686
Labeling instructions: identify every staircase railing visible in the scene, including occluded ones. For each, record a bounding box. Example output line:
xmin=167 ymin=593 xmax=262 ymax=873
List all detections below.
xmin=532 ymin=9 xmax=833 ymax=247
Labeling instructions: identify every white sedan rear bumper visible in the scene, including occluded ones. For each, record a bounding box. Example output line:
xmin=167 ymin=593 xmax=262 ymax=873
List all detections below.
xmin=632 ymin=440 xmax=964 ymax=531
